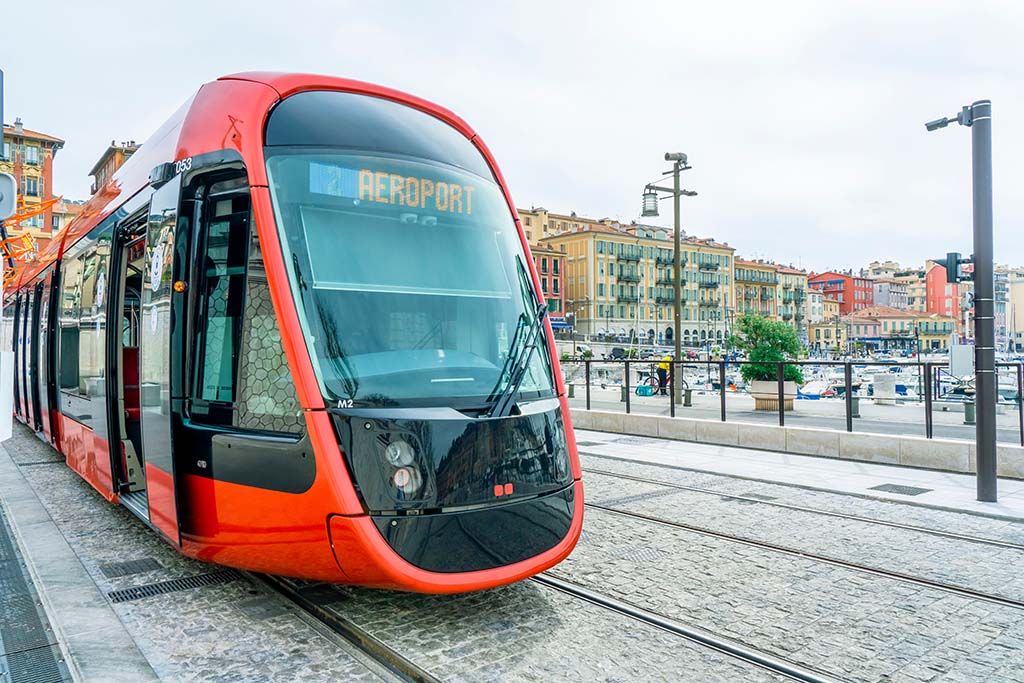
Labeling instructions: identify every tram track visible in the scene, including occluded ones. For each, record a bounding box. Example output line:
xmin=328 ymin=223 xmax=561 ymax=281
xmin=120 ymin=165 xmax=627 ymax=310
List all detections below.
xmin=582 ymin=500 xmax=1024 ymax=611
xmin=581 ymin=465 xmax=1024 ymax=552
xmin=254 ymin=573 xmax=441 ymax=683
xmin=532 ymin=573 xmax=849 ymax=683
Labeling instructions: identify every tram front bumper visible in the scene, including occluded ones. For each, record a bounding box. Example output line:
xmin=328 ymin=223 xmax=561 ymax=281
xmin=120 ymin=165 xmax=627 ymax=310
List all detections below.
xmin=326 ymin=479 xmax=583 ymax=593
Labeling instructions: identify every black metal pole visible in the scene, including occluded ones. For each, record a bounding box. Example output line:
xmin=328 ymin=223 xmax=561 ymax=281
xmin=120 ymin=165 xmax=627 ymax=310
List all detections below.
xmin=719 ymin=360 xmax=726 ymax=422
xmin=776 ymin=362 xmax=785 ymax=427
xmin=585 ymin=359 xmax=591 ymax=411
xmin=672 ymin=161 xmax=683 ymax=406
xmin=924 ymin=362 xmax=933 ymax=439
xmin=1017 ymin=362 xmax=1023 ymax=448
xmin=844 ymin=362 xmax=853 ymax=432
xmin=669 ymin=361 xmax=676 ymax=418
xmin=971 ymin=100 xmax=997 ymax=502
xmin=624 ymin=360 xmax=631 ymax=414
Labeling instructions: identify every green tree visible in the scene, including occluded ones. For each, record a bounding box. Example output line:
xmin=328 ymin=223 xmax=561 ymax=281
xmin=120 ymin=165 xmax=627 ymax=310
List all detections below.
xmin=729 ymin=315 xmax=804 ymax=384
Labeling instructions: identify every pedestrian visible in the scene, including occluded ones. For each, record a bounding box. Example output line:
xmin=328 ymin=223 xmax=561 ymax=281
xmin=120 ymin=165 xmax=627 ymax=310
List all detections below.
xmin=657 ymin=353 xmax=672 ymax=395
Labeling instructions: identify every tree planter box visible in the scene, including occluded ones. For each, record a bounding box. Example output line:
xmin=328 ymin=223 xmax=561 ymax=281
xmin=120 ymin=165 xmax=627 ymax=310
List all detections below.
xmin=750 ymin=380 xmax=798 ymax=411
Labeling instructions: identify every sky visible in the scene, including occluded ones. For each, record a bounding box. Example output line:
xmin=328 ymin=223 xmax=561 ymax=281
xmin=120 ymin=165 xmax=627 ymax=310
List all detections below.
xmin=3 ymin=0 xmax=1022 ymax=272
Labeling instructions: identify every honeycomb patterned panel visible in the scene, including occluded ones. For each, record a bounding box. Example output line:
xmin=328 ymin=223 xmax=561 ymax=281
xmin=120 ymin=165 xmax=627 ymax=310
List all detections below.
xmin=234 ymin=241 xmax=304 ymax=434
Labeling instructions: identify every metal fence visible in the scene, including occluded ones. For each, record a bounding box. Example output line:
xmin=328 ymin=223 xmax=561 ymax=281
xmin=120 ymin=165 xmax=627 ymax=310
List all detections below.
xmin=560 ymin=358 xmax=1024 ymax=446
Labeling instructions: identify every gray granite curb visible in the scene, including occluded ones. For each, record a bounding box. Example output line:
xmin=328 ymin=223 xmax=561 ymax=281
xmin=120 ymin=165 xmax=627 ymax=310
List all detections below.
xmin=0 ymin=438 xmax=159 ymax=683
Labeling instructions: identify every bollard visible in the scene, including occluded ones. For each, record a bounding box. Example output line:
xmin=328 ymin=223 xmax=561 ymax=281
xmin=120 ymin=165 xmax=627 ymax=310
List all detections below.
xmin=568 ymin=383 xmax=575 ymax=398
xmin=851 ymin=395 xmax=861 ymax=418
xmin=684 ymin=388 xmax=693 ymax=407
xmin=620 ymin=385 xmax=627 ymax=402
xmin=964 ymin=400 xmax=976 ymax=425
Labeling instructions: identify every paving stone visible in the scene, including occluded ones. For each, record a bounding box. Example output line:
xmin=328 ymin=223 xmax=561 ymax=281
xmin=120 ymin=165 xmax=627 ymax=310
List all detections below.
xmin=554 ymin=505 xmax=1024 ymax=683
xmin=580 ymin=452 xmax=1024 ymax=545
xmin=3 ymin=426 xmax=386 ymax=683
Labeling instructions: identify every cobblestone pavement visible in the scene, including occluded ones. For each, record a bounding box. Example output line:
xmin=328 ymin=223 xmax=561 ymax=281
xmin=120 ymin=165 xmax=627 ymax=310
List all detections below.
xmin=3 ymin=427 xmax=388 ymax=683
xmin=577 ymin=438 xmax=1024 ymax=545
xmin=304 ymin=581 xmax=791 ymax=683
xmin=553 ymin=504 xmax=1024 ymax=683
xmin=584 ymin=468 xmax=1024 ymax=602
xmin=3 ymin=425 xmax=797 ymax=683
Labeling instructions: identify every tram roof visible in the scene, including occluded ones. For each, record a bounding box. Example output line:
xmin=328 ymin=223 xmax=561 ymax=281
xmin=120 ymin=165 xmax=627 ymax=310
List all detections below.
xmin=7 ymin=73 xmax=478 ymax=293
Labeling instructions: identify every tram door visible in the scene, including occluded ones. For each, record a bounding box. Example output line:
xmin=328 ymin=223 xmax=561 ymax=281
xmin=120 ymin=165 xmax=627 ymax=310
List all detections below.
xmin=28 ymin=281 xmax=44 ymax=431
xmin=139 ymin=175 xmax=184 ymax=545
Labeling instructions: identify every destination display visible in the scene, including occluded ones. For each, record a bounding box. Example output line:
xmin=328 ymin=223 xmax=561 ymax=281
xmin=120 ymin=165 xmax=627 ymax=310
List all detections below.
xmin=309 ymin=162 xmax=476 ymax=215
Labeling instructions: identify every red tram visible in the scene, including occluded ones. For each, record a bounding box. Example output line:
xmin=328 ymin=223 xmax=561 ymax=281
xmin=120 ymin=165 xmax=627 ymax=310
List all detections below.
xmin=1 ymin=73 xmax=583 ymax=593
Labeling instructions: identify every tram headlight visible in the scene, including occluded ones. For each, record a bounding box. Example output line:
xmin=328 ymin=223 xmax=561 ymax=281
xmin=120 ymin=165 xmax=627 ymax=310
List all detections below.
xmin=392 ymin=466 xmax=423 ymax=495
xmin=384 ymin=439 xmax=416 ymax=467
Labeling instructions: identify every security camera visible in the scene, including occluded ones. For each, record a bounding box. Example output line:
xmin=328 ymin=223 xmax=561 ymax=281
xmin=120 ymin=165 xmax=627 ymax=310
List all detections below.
xmin=664 ymin=152 xmax=688 ymax=163
xmin=924 ymin=117 xmax=950 ymax=132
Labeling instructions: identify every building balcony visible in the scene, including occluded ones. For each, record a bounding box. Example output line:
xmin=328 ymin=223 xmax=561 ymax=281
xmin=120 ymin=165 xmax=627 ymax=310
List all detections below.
xmin=698 ymin=280 xmax=719 ymax=288
xmin=698 ymin=261 xmax=719 ymax=271
xmin=655 ymin=295 xmax=675 ymax=305
xmin=655 ymin=256 xmax=675 ymax=265
xmin=698 ymin=300 xmax=720 ymax=307
xmin=743 ymin=289 xmax=756 ymax=298
xmin=618 ymin=252 xmax=641 ymax=262
xmin=656 ymin=276 xmax=684 ymax=286
xmin=781 ymin=312 xmax=794 ymax=321
xmin=760 ymin=293 xmax=773 ymax=300
xmin=782 ymin=282 xmax=792 ymax=289
xmin=618 ymin=272 xmax=640 ymax=282
xmin=617 ymin=293 xmax=638 ymax=302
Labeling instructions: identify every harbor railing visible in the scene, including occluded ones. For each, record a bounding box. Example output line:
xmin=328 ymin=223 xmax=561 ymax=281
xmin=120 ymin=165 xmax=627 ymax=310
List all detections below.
xmin=560 ymin=358 xmax=1024 ymax=446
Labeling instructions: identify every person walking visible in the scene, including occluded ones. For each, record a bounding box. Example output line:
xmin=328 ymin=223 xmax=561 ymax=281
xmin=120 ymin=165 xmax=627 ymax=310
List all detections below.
xmin=657 ymin=353 xmax=672 ymax=395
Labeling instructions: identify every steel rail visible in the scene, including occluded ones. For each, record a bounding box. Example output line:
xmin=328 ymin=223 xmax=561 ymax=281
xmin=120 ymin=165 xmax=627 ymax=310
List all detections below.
xmin=582 ymin=466 xmax=1024 ymax=552
xmin=532 ymin=574 xmax=849 ymax=683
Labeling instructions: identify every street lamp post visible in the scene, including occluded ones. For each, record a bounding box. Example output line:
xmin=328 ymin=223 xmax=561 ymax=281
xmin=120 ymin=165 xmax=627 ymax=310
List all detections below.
xmin=925 ymin=100 xmax=997 ymax=503
xmin=642 ymin=153 xmax=696 ymax=403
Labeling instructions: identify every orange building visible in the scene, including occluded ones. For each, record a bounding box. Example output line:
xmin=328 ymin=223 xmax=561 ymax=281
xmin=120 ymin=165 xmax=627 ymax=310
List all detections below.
xmin=0 ymin=118 xmax=65 ymax=251
xmin=89 ymin=141 xmax=140 ymax=194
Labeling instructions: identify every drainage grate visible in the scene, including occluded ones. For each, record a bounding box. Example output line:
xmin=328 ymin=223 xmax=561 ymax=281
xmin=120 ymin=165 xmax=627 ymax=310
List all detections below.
xmin=612 ymin=436 xmax=662 ymax=446
xmin=0 ymin=508 xmax=68 ymax=682
xmin=597 ymin=488 xmax=679 ymax=508
xmin=736 ymin=492 xmax=778 ymax=502
xmin=98 ymin=558 xmax=163 ymax=579
xmin=614 ymin=546 xmax=667 ymax=563
xmin=107 ymin=569 xmax=241 ymax=603
xmin=5 ymin=645 xmax=66 ymax=683
xmin=869 ymin=483 xmax=933 ymax=496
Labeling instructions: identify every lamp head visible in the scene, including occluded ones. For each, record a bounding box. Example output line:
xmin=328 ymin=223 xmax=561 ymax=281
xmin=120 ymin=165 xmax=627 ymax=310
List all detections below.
xmin=664 ymin=152 xmax=688 ymax=164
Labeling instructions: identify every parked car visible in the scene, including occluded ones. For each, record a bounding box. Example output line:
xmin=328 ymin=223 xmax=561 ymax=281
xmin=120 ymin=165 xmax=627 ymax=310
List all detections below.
xmin=575 ymin=344 xmax=592 ymax=356
xmin=605 ymin=347 xmax=627 ymax=360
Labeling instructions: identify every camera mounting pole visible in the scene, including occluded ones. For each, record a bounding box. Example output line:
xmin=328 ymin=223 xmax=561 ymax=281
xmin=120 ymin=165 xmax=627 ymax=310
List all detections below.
xmin=925 ymin=100 xmax=996 ymax=503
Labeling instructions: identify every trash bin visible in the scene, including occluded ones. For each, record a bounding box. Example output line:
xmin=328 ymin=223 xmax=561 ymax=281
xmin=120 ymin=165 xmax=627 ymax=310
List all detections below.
xmin=850 ymin=395 xmax=861 ymax=418
xmin=568 ymin=383 xmax=575 ymax=398
xmin=684 ymin=388 xmax=693 ymax=407
xmin=964 ymin=400 xmax=976 ymax=425
xmin=620 ymin=385 xmax=627 ymax=403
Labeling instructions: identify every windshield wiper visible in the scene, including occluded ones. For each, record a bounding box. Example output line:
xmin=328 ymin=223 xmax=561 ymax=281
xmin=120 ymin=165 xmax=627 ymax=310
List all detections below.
xmin=486 ymin=300 xmax=548 ymax=418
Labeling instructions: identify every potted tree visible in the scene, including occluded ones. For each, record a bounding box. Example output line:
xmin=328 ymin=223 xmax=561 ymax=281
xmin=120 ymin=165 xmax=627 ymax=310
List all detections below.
xmin=730 ymin=315 xmax=804 ymax=411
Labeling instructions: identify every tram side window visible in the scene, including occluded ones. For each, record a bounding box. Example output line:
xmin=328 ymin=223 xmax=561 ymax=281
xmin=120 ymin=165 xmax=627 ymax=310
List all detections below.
xmin=59 ymin=254 xmax=85 ymax=392
xmin=1 ymin=298 xmax=14 ymax=352
xmin=78 ymin=234 xmax=111 ymax=399
xmin=192 ymin=180 xmax=303 ymax=434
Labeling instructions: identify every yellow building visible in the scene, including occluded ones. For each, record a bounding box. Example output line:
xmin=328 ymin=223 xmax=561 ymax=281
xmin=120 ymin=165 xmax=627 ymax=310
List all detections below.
xmin=542 ymin=224 xmax=734 ymax=345
xmin=517 ymin=207 xmax=620 ymax=243
xmin=808 ymin=321 xmax=848 ymax=351
xmin=734 ymin=259 xmax=778 ymax=318
xmin=777 ymin=266 xmax=808 ymax=336
xmin=808 ymin=297 xmax=845 ymax=352
xmin=1 ymin=118 xmax=65 ymax=250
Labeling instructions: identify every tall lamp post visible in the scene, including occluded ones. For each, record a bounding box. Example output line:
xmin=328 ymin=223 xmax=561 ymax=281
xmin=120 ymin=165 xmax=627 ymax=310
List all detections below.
xmin=641 ymin=153 xmax=696 ymax=403
xmin=925 ymin=100 xmax=997 ymax=503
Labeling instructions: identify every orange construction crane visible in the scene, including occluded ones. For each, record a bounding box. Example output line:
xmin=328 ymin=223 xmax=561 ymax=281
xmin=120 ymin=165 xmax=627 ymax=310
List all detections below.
xmin=1 ymin=194 xmax=61 ymax=286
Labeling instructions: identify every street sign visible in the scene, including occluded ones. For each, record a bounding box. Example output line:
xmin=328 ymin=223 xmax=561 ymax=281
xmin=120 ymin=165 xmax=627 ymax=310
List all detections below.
xmin=950 ymin=342 xmax=974 ymax=378
xmin=0 ymin=173 xmax=16 ymax=220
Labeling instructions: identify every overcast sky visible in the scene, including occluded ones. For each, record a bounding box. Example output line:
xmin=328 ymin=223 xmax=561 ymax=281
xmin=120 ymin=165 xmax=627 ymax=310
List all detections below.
xmin=4 ymin=0 xmax=1022 ymax=271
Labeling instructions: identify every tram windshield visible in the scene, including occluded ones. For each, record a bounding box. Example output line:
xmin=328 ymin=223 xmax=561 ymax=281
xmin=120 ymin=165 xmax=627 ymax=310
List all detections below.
xmin=266 ymin=150 xmax=555 ymax=408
